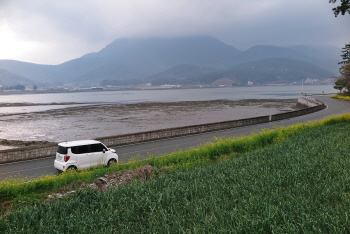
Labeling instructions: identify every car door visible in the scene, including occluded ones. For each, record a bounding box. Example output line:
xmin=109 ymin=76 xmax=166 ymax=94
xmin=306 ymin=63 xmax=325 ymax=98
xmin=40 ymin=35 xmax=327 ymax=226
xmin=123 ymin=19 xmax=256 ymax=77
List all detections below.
xmin=89 ymin=143 xmax=106 ymax=167
xmin=72 ymin=145 xmax=90 ymax=169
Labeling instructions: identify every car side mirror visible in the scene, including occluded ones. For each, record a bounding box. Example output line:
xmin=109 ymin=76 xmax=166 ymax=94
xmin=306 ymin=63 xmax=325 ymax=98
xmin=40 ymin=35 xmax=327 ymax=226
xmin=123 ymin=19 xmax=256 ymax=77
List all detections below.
xmin=103 ymin=149 xmax=106 ymax=153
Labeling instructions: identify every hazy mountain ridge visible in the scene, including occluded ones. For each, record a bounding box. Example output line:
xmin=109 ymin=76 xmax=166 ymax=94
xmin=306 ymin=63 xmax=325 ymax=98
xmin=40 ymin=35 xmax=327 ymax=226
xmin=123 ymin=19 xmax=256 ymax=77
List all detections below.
xmin=0 ymin=60 xmax=55 ymax=85
xmin=86 ymin=36 xmax=242 ymax=76
xmin=145 ymin=64 xmax=218 ymax=85
xmin=182 ymin=58 xmax=334 ymax=86
xmin=236 ymin=45 xmax=340 ymax=73
xmin=0 ymin=68 xmax=34 ymax=86
xmin=0 ymin=36 xmax=340 ymax=87
xmin=74 ymin=62 xmax=143 ymax=85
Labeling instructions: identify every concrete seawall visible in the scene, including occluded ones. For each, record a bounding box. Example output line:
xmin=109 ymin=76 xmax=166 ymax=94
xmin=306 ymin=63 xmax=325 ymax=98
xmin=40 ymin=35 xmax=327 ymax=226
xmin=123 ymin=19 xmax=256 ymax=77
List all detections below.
xmin=0 ymin=97 xmax=325 ymax=164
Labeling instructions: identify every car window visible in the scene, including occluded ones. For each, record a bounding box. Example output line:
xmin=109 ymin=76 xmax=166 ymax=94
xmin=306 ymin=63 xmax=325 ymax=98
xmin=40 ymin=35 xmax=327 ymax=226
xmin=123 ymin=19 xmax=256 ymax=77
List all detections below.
xmin=90 ymin=143 xmax=107 ymax=152
xmin=57 ymin=146 xmax=67 ymax=154
xmin=71 ymin=145 xmax=90 ymax=154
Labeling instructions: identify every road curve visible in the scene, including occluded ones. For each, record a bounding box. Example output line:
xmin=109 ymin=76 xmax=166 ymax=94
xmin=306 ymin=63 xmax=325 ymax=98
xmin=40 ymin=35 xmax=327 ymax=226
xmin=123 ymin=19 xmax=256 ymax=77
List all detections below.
xmin=1 ymin=95 xmax=350 ymax=181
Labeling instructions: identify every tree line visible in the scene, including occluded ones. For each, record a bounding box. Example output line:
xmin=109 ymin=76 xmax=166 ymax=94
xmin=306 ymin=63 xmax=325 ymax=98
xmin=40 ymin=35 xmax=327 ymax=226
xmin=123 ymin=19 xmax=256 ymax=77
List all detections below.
xmin=0 ymin=85 xmax=37 ymax=91
xmin=1 ymin=85 xmax=26 ymax=91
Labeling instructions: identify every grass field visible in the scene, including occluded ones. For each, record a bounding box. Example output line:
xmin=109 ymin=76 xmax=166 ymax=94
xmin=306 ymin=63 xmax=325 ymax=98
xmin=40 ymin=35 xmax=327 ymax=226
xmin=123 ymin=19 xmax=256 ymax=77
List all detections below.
xmin=1 ymin=118 xmax=350 ymax=232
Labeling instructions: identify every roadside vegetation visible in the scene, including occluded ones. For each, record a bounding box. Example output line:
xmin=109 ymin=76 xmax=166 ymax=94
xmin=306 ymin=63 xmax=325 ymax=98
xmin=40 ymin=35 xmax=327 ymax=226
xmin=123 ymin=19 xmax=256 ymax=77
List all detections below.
xmin=333 ymin=62 xmax=350 ymax=96
xmin=332 ymin=94 xmax=350 ymax=101
xmin=1 ymin=113 xmax=350 ymax=232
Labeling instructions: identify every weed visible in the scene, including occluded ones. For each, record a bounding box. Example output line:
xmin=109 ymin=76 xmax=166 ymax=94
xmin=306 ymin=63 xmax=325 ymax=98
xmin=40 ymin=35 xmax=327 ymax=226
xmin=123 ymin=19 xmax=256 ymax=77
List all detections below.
xmin=331 ymin=94 xmax=350 ymax=101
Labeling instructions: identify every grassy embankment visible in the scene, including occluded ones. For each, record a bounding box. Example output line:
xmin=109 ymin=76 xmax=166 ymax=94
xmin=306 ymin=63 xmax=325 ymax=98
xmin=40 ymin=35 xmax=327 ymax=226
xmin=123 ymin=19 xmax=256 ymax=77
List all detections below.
xmin=1 ymin=113 xmax=349 ymax=205
xmin=332 ymin=94 xmax=350 ymax=101
xmin=1 ymin=113 xmax=350 ymax=232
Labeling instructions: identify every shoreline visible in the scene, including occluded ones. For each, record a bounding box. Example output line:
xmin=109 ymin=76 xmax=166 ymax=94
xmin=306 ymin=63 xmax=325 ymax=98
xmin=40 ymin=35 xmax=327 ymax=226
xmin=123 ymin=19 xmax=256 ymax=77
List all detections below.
xmin=0 ymin=84 xmax=333 ymax=96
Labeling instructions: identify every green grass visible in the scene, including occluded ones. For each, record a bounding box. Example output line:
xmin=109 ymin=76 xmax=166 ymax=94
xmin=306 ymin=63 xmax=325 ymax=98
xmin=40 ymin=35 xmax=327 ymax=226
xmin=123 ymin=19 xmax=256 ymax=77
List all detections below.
xmin=332 ymin=94 xmax=350 ymax=101
xmin=1 ymin=114 xmax=350 ymax=205
xmin=1 ymin=120 xmax=350 ymax=232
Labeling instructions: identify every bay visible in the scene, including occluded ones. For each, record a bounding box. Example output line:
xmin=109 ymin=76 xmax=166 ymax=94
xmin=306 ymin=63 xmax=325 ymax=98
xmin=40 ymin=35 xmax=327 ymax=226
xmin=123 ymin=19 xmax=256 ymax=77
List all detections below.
xmin=0 ymin=85 xmax=337 ymax=148
xmin=0 ymin=85 xmax=336 ymax=115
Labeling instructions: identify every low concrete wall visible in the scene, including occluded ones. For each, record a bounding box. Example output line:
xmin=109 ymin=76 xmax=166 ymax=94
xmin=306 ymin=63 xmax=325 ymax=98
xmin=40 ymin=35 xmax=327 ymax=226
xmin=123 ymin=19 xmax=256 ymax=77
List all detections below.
xmin=271 ymin=104 xmax=324 ymax=121
xmin=0 ymin=99 xmax=325 ymax=164
xmin=0 ymin=143 xmax=57 ymax=164
xmin=94 ymin=115 xmax=270 ymax=147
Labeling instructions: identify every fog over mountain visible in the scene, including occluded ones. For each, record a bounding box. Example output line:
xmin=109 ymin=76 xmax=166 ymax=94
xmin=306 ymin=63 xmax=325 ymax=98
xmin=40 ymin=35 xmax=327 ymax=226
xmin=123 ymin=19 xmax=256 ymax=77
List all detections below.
xmin=0 ymin=36 xmax=341 ymax=87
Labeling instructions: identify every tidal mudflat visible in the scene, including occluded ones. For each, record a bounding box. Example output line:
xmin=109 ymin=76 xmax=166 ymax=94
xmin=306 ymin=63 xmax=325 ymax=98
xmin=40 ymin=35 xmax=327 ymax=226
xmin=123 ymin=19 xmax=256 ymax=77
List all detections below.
xmin=0 ymin=99 xmax=301 ymax=149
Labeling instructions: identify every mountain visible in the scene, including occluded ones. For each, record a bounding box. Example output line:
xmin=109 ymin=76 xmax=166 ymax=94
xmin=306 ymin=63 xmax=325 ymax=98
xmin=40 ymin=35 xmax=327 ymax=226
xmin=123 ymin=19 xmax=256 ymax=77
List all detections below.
xmin=236 ymin=45 xmax=341 ymax=73
xmin=145 ymin=64 xmax=217 ymax=85
xmin=0 ymin=36 xmax=242 ymax=86
xmin=289 ymin=45 xmax=341 ymax=73
xmin=234 ymin=45 xmax=340 ymax=73
xmin=73 ymin=62 xmax=143 ymax=85
xmin=184 ymin=58 xmax=334 ymax=85
xmin=0 ymin=68 xmax=34 ymax=86
xmin=289 ymin=45 xmax=341 ymax=61
xmin=0 ymin=60 xmax=55 ymax=84
xmin=92 ymin=36 xmax=242 ymax=72
xmin=0 ymin=36 xmax=341 ymax=86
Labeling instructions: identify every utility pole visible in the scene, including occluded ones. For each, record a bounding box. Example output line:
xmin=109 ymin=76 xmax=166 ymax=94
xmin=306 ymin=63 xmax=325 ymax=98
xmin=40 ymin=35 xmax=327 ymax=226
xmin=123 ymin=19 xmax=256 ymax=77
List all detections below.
xmin=301 ymin=79 xmax=304 ymax=95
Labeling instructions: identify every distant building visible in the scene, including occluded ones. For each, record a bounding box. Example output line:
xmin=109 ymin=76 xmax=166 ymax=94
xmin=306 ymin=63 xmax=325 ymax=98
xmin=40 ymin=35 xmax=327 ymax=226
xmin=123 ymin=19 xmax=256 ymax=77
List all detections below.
xmin=160 ymin=84 xmax=181 ymax=88
xmin=304 ymin=78 xmax=320 ymax=84
xmin=248 ymin=81 xmax=253 ymax=85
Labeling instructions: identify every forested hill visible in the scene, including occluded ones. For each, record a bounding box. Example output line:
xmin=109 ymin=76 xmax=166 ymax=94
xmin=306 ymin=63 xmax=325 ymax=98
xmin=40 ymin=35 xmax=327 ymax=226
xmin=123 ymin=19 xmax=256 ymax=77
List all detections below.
xmin=182 ymin=58 xmax=334 ymax=85
xmin=145 ymin=64 xmax=218 ymax=86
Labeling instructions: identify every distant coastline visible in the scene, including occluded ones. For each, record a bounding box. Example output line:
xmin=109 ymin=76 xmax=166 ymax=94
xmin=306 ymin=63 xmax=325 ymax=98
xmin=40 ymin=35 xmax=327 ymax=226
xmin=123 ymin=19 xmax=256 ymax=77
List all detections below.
xmin=0 ymin=83 xmax=333 ymax=96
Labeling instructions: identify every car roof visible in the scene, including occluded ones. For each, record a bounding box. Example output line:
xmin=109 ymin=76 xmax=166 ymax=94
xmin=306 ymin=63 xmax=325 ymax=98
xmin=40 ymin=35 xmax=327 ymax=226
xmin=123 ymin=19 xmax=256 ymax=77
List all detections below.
xmin=58 ymin=140 xmax=101 ymax=147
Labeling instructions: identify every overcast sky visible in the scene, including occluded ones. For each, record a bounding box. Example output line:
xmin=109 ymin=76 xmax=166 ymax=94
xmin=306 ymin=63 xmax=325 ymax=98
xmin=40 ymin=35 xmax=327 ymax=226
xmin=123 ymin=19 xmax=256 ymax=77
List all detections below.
xmin=0 ymin=0 xmax=349 ymax=65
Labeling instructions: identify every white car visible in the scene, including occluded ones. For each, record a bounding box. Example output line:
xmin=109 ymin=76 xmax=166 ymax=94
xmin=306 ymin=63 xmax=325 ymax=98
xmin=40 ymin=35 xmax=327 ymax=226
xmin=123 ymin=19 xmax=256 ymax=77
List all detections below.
xmin=54 ymin=140 xmax=118 ymax=172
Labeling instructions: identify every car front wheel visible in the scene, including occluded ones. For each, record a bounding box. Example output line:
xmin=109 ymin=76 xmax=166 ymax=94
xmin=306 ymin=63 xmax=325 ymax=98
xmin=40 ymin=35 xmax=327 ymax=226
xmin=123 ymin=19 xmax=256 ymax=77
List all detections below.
xmin=108 ymin=158 xmax=117 ymax=166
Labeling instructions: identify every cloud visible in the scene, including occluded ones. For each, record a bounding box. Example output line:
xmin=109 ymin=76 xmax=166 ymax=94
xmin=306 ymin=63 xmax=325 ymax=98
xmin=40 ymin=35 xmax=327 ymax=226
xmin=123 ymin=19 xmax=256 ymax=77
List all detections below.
xmin=0 ymin=0 xmax=349 ymax=64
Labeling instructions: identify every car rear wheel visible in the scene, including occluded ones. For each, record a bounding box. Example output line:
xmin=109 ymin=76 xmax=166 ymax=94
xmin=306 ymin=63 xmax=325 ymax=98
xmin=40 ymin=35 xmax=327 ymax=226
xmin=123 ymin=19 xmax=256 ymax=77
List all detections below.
xmin=67 ymin=166 xmax=77 ymax=171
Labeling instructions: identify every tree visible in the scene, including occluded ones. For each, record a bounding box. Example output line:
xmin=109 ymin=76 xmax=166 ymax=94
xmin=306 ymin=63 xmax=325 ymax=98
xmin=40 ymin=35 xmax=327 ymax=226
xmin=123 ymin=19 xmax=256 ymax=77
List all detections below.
xmin=334 ymin=77 xmax=346 ymax=92
xmin=14 ymin=84 xmax=25 ymax=90
xmin=339 ymin=44 xmax=350 ymax=65
xmin=330 ymin=0 xmax=350 ymax=64
xmin=334 ymin=62 xmax=350 ymax=95
xmin=339 ymin=62 xmax=350 ymax=76
xmin=329 ymin=0 xmax=350 ymax=16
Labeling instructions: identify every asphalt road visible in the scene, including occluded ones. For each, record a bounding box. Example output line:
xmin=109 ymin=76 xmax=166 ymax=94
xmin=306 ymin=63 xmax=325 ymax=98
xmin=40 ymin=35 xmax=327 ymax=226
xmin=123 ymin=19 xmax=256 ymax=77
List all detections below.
xmin=1 ymin=95 xmax=350 ymax=182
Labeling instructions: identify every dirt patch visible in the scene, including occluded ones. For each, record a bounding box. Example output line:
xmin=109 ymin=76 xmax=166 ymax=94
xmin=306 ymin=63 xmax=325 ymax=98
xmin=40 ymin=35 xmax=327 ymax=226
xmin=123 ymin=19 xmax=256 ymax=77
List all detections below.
xmin=46 ymin=165 xmax=157 ymax=200
xmin=1 ymin=201 xmax=12 ymax=216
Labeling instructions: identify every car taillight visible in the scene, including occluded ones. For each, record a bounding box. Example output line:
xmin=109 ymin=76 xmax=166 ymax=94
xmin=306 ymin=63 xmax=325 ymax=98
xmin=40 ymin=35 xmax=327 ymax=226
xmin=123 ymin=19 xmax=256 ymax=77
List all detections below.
xmin=64 ymin=156 xmax=70 ymax=162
